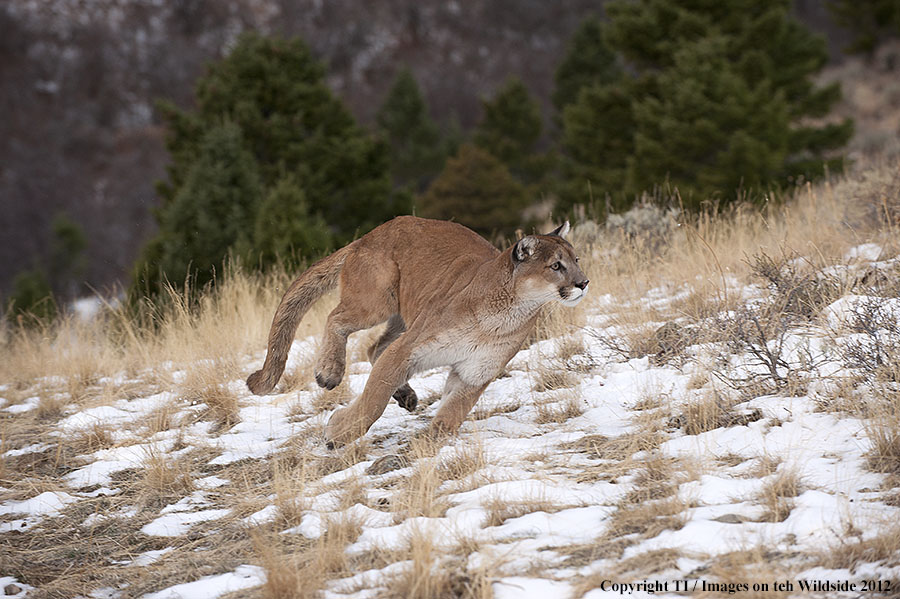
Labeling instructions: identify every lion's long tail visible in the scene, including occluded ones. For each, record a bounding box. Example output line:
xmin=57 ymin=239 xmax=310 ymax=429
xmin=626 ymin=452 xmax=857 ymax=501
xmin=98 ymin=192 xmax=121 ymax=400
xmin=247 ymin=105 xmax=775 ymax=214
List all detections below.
xmin=246 ymin=242 xmax=356 ymax=395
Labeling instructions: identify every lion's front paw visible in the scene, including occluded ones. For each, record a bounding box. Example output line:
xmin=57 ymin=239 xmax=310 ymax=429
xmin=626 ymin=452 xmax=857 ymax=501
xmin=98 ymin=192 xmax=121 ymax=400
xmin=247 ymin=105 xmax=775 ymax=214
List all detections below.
xmin=324 ymin=406 xmax=361 ymax=449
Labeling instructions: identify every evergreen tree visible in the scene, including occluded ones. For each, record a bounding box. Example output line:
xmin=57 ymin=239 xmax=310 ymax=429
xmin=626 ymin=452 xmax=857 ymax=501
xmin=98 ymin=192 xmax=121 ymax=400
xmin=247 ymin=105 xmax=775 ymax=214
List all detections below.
xmin=605 ymin=0 xmax=852 ymax=184
xmin=474 ymin=77 xmax=551 ymax=187
xmin=6 ymin=270 xmax=56 ymax=325
xmin=48 ymin=213 xmax=87 ymax=298
xmin=627 ymin=36 xmax=790 ymax=207
xmin=829 ymin=0 xmax=900 ymax=55
xmin=155 ymin=32 xmax=403 ymax=243
xmin=254 ymin=175 xmax=332 ymax=268
xmin=376 ymin=68 xmax=446 ymax=192
xmin=417 ymin=144 xmax=529 ymax=239
xmin=558 ymin=0 xmax=852 ymax=212
xmin=133 ymin=123 xmax=262 ymax=296
xmin=4 ymin=212 xmax=87 ymax=325
xmin=552 ymin=15 xmax=622 ymax=116
xmin=559 ymin=82 xmax=635 ymax=212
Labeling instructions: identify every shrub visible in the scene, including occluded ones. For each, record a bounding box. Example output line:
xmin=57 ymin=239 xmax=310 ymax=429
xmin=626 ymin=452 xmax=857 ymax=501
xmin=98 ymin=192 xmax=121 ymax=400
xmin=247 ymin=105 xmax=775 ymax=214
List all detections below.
xmin=417 ymin=144 xmax=529 ymax=240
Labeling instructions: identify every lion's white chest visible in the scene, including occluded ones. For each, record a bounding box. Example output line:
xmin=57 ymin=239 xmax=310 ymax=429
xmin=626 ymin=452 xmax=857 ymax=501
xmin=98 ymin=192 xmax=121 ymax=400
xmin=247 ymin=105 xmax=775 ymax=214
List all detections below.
xmin=413 ymin=331 xmax=513 ymax=386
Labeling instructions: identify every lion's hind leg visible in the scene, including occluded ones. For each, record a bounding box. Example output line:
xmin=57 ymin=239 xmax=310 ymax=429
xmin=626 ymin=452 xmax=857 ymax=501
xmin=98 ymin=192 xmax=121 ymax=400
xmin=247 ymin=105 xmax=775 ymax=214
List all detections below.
xmin=315 ymin=260 xmax=398 ymax=390
xmin=325 ymin=337 xmax=413 ymax=448
xmin=367 ymin=314 xmax=418 ymax=412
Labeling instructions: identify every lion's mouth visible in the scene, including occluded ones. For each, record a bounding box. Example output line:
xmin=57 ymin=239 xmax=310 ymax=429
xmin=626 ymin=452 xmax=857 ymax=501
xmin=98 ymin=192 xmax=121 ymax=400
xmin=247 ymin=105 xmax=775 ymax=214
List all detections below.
xmin=558 ymin=285 xmax=586 ymax=306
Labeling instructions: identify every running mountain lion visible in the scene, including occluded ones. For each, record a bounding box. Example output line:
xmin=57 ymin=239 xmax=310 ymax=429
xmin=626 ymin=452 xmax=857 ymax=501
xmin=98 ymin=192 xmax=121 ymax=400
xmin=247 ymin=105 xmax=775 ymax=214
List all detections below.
xmin=246 ymin=215 xmax=589 ymax=448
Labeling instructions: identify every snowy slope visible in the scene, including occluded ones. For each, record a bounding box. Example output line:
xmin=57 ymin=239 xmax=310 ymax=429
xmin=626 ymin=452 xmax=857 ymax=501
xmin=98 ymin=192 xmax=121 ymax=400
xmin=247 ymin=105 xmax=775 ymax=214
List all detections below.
xmin=2 ymin=244 xmax=900 ymax=598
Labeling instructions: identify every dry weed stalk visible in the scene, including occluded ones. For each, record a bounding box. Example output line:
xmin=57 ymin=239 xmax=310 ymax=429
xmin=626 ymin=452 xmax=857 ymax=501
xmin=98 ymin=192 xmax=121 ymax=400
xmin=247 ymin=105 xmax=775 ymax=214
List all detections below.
xmin=389 ymin=438 xmax=452 ymax=522
xmin=482 ymin=494 xmax=561 ymax=527
xmin=820 ymin=522 xmax=900 ymax=572
xmin=534 ymin=391 xmax=584 ymax=425
xmin=756 ymin=468 xmax=802 ymax=522
xmin=138 ymin=448 xmax=195 ymax=508
xmin=255 ymin=512 xmax=363 ymax=599
xmin=382 ymin=527 xmax=495 ymax=599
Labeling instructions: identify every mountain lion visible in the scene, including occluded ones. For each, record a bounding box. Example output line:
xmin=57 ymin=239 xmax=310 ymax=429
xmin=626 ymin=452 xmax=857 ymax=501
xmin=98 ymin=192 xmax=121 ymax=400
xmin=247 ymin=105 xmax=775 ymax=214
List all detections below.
xmin=246 ymin=215 xmax=588 ymax=447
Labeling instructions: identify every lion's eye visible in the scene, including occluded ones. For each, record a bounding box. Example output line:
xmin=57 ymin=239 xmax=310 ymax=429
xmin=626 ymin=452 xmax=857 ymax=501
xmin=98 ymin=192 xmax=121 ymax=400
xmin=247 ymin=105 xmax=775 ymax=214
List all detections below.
xmin=550 ymin=262 xmax=562 ymax=271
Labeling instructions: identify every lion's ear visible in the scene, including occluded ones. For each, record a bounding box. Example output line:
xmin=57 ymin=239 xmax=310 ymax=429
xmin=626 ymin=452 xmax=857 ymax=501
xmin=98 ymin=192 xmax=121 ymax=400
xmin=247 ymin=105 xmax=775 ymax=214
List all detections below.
xmin=512 ymin=236 xmax=539 ymax=263
xmin=547 ymin=221 xmax=570 ymax=238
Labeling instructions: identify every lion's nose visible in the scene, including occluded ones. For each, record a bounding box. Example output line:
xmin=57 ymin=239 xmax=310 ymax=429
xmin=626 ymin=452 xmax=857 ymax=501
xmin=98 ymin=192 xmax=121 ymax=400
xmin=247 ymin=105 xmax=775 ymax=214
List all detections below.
xmin=575 ymin=279 xmax=589 ymax=290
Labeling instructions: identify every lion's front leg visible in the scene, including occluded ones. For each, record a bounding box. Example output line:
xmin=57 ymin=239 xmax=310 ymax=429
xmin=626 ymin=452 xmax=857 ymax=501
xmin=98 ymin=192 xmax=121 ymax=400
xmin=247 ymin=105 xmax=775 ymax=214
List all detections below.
xmin=429 ymin=371 xmax=490 ymax=437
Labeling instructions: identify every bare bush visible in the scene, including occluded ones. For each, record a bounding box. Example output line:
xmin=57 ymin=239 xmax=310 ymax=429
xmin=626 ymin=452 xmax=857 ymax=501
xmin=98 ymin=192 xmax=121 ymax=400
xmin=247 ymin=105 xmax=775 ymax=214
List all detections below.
xmin=748 ymin=250 xmax=843 ymax=321
xmin=840 ymin=296 xmax=900 ymax=382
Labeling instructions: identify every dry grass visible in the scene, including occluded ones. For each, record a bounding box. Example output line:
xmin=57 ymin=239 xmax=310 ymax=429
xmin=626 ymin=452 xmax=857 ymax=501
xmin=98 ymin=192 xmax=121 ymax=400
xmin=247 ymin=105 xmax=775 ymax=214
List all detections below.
xmin=311 ymin=378 xmax=355 ymax=413
xmin=482 ymin=493 xmax=562 ymax=527
xmin=255 ymin=512 xmax=364 ymax=599
xmin=671 ymin=390 xmax=760 ymax=435
xmin=138 ymin=448 xmax=195 ymax=508
xmin=380 ymin=528 xmax=495 ymax=599
xmin=0 ymin=264 xmax=315 ymax=410
xmin=528 ymin=300 xmax=589 ymax=346
xmin=697 ymin=548 xmax=795 ymax=598
xmin=278 ymin=356 xmax=317 ymax=394
xmin=819 ymin=523 xmax=900 ymax=572
xmin=865 ymin=418 xmax=900 ymax=477
xmin=531 ymin=368 xmax=578 ymax=393
xmin=562 ymin=453 xmax=691 ymax=571
xmin=562 ymin=493 xmax=689 ymax=568
xmin=575 ymin=548 xmax=682 ymax=595
xmin=179 ymin=360 xmax=242 ymax=432
xmin=564 ymin=421 xmax=668 ymax=484
xmin=389 ymin=450 xmax=452 ymax=523
xmin=34 ymin=394 xmax=66 ymax=421
xmin=756 ymin=468 xmax=803 ymax=523
xmin=67 ymin=422 xmax=116 ymax=455
xmin=437 ymin=442 xmax=488 ymax=483
xmin=535 ymin=391 xmax=584 ymax=425
xmin=471 ymin=401 xmax=521 ymax=421
xmin=608 ymin=495 xmax=689 ymax=542
xmin=1 ymin=160 xmax=899 ymax=597
xmin=270 ymin=457 xmax=314 ymax=528
xmin=555 ymin=335 xmax=587 ymax=361
xmin=679 ymin=392 xmax=726 ymax=435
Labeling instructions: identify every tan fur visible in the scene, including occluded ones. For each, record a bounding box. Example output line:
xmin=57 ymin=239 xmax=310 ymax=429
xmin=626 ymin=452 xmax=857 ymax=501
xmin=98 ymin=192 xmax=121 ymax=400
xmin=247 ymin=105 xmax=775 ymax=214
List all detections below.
xmin=246 ymin=216 xmax=588 ymax=447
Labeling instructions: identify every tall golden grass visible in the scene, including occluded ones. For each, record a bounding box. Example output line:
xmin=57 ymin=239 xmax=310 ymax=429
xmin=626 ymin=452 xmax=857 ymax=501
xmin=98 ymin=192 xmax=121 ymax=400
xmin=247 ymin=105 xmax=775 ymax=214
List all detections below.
xmin=4 ymin=158 xmax=895 ymax=400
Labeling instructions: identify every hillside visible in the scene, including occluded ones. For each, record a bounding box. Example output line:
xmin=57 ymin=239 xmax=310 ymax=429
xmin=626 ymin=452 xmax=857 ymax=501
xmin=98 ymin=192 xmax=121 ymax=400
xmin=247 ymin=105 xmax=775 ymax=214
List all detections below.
xmin=1 ymin=159 xmax=899 ymax=597
xmin=0 ymin=0 xmax=854 ymax=299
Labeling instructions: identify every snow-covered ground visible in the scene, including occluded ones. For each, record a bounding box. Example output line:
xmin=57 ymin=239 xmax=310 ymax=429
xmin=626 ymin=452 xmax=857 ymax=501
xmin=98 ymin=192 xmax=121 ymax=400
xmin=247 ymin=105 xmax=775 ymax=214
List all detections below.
xmin=2 ymin=244 xmax=900 ymax=598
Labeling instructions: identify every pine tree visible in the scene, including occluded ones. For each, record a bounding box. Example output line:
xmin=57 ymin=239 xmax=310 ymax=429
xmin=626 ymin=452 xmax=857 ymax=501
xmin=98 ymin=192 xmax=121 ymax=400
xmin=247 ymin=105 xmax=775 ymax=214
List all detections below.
xmin=559 ymin=82 xmax=635 ymax=212
xmin=417 ymin=144 xmax=529 ymax=239
xmin=552 ymin=15 xmax=622 ymax=116
xmin=155 ymin=32 xmax=402 ymax=244
xmin=474 ymin=77 xmax=551 ymax=187
xmin=254 ymin=175 xmax=332 ymax=268
xmin=376 ymin=68 xmax=446 ymax=192
xmin=48 ymin=213 xmax=87 ymax=298
xmin=605 ymin=0 xmax=852 ymax=185
xmin=133 ymin=123 xmax=262 ymax=296
xmin=554 ymin=15 xmax=629 ymax=213
xmin=627 ymin=36 xmax=791 ymax=207
xmin=4 ymin=212 xmax=87 ymax=325
xmin=829 ymin=0 xmax=900 ymax=55
xmin=558 ymin=0 xmax=852 ymax=211
xmin=6 ymin=270 xmax=56 ymax=325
